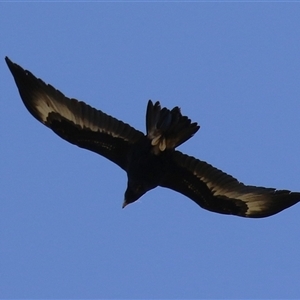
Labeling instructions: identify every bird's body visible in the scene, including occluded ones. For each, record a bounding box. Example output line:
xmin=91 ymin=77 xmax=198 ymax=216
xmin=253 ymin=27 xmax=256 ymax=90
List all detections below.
xmin=6 ymin=56 xmax=300 ymax=218
xmin=124 ymin=140 xmax=169 ymax=207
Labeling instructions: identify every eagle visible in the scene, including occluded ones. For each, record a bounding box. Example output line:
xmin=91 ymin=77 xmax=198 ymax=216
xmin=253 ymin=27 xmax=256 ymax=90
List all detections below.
xmin=5 ymin=56 xmax=300 ymax=218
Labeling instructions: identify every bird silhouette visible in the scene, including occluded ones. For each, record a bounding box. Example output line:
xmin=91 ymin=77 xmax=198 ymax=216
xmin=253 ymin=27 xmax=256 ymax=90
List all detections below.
xmin=5 ymin=57 xmax=300 ymax=218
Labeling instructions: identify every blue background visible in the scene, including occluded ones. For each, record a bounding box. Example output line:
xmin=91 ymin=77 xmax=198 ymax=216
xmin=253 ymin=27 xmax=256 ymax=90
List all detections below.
xmin=1 ymin=3 xmax=300 ymax=298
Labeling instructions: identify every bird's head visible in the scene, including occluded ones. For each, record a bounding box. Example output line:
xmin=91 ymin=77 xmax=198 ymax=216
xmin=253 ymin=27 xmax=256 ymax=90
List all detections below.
xmin=123 ymin=179 xmax=156 ymax=208
xmin=123 ymin=183 xmax=147 ymax=208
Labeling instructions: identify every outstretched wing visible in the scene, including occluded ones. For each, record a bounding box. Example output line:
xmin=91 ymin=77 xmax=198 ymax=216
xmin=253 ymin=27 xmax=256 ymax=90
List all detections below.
xmin=6 ymin=57 xmax=145 ymax=170
xmin=161 ymin=151 xmax=300 ymax=218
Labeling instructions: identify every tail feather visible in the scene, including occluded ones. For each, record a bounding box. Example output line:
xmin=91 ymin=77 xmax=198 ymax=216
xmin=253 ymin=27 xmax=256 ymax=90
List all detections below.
xmin=146 ymin=100 xmax=200 ymax=153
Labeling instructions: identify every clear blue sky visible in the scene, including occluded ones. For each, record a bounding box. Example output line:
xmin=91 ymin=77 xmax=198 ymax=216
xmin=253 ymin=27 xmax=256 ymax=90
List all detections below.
xmin=1 ymin=3 xmax=300 ymax=298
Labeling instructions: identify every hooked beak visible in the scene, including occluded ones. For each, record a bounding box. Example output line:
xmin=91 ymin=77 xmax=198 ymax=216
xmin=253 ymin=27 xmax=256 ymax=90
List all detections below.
xmin=122 ymin=199 xmax=129 ymax=209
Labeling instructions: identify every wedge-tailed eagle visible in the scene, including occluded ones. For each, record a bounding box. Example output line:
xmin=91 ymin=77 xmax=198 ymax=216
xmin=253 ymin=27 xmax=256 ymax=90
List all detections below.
xmin=6 ymin=57 xmax=300 ymax=218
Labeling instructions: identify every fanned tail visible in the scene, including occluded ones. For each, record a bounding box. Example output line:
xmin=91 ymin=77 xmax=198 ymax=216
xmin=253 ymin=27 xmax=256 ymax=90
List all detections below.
xmin=146 ymin=100 xmax=200 ymax=154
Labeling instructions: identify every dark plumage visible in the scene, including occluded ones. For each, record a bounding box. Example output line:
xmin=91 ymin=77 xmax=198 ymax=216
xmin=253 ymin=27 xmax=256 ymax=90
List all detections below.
xmin=5 ymin=56 xmax=300 ymax=218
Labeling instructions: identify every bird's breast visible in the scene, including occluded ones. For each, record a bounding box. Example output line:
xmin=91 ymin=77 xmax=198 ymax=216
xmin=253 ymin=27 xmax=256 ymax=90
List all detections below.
xmin=126 ymin=142 xmax=170 ymax=185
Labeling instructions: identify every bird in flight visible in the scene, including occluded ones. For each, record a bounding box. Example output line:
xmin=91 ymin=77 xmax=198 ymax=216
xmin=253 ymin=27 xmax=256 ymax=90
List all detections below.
xmin=5 ymin=57 xmax=300 ymax=218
